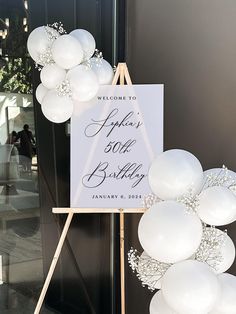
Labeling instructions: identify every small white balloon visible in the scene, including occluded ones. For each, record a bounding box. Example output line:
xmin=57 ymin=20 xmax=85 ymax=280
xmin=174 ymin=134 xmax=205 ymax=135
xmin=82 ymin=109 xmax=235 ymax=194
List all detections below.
xmin=162 ymin=260 xmax=221 ymax=314
xmin=51 ymin=34 xmax=83 ymax=69
xmin=36 ymin=83 xmax=48 ymax=104
xmin=150 ymin=291 xmax=177 ymax=314
xmin=206 ymin=228 xmax=235 ymax=274
xmin=67 ymin=64 xmax=99 ymax=102
xmin=89 ymin=58 xmax=114 ymax=85
xmin=138 ymin=201 xmax=203 ymax=263
xmin=148 ymin=149 xmax=203 ymax=200
xmin=41 ymin=90 xmax=74 ymax=123
xmin=40 ymin=63 xmax=66 ymax=89
xmin=27 ymin=26 xmax=58 ymax=65
xmin=197 ymin=186 xmax=236 ymax=226
xmin=210 ymin=273 xmax=236 ymax=313
xmin=70 ymin=29 xmax=96 ymax=61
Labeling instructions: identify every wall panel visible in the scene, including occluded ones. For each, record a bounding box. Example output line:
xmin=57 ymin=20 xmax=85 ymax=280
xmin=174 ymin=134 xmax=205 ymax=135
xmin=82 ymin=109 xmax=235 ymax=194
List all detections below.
xmin=126 ymin=1 xmax=236 ymax=313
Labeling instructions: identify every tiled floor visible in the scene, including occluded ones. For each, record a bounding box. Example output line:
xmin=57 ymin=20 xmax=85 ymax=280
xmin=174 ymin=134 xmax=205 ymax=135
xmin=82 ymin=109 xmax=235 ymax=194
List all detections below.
xmin=0 ymin=224 xmax=60 ymax=313
xmin=0 ymin=284 xmax=57 ymax=313
xmin=0 ymin=157 xmax=62 ymax=313
xmin=0 ymin=169 xmax=56 ymax=313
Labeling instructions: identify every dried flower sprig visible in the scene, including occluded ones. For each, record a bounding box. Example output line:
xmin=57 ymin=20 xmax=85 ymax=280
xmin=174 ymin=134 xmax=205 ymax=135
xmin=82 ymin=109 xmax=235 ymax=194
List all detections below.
xmin=195 ymin=226 xmax=227 ymax=271
xmin=128 ymin=248 xmax=171 ymax=291
xmin=56 ymin=79 xmax=72 ymax=97
xmin=142 ymin=193 xmax=160 ymax=209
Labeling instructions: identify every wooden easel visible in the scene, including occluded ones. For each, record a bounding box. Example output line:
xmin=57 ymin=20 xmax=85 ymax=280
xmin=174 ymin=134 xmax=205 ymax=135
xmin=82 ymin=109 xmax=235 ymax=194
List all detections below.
xmin=34 ymin=63 xmax=146 ymax=314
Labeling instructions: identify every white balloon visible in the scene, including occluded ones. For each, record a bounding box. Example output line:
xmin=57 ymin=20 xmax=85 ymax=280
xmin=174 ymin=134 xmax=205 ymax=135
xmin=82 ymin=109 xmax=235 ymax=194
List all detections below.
xmin=89 ymin=58 xmax=114 ymax=85
xmin=162 ymin=260 xmax=221 ymax=314
xmin=36 ymin=83 xmax=48 ymax=104
xmin=27 ymin=26 xmax=58 ymax=65
xmin=70 ymin=29 xmax=96 ymax=61
xmin=210 ymin=273 xmax=236 ymax=314
xmin=197 ymin=186 xmax=236 ymax=226
xmin=148 ymin=149 xmax=203 ymax=200
xmin=205 ymin=228 xmax=235 ymax=274
xmin=41 ymin=90 xmax=74 ymax=123
xmin=67 ymin=64 xmax=99 ymax=102
xmin=40 ymin=63 xmax=66 ymax=89
xmin=218 ymin=235 xmax=235 ymax=274
xmin=150 ymin=291 xmax=177 ymax=314
xmin=51 ymin=34 xmax=83 ymax=69
xmin=138 ymin=201 xmax=203 ymax=263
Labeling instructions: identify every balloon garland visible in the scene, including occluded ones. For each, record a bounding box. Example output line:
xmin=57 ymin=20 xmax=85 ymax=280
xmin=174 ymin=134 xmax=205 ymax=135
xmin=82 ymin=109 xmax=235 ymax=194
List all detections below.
xmin=27 ymin=22 xmax=114 ymax=123
xmin=128 ymin=149 xmax=236 ymax=314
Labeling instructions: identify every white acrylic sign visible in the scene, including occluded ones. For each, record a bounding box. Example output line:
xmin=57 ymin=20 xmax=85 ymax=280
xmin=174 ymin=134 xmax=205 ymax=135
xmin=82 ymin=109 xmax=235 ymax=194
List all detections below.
xmin=71 ymin=85 xmax=163 ymax=208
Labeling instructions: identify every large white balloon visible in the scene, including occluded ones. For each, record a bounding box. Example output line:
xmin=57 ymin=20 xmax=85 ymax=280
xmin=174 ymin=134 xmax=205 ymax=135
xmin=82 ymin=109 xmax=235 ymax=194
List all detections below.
xmin=41 ymin=90 xmax=74 ymax=123
xmin=36 ymin=83 xmax=48 ymax=104
xmin=162 ymin=260 xmax=221 ymax=314
xmin=70 ymin=29 xmax=96 ymax=61
xmin=197 ymin=186 xmax=236 ymax=226
xmin=40 ymin=63 xmax=66 ymax=89
xmin=51 ymin=34 xmax=83 ymax=69
xmin=89 ymin=58 xmax=114 ymax=85
xmin=138 ymin=201 xmax=203 ymax=263
xmin=67 ymin=64 xmax=99 ymax=102
xmin=206 ymin=228 xmax=235 ymax=274
xmin=148 ymin=149 xmax=203 ymax=200
xmin=27 ymin=26 xmax=58 ymax=65
xmin=210 ymin=273 xmax=236 ymax=313
xmin=150 ymin=291 xmax=177 ymax=314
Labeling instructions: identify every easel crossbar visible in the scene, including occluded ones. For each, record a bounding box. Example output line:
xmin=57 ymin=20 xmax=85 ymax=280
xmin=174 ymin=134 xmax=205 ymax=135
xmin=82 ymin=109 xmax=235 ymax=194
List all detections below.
xmin=53 ymin=208 xmax=146 ymax=214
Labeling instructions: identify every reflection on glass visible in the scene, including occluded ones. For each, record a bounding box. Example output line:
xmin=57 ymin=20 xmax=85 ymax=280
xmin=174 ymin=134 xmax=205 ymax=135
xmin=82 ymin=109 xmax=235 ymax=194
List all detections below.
xmin=0 ymin=0 xmax=55 ymax=313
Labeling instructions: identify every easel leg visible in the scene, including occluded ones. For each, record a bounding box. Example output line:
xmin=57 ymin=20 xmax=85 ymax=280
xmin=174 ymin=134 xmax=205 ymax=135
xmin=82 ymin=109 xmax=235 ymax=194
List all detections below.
xmin=34 ymin=212 xmax=74 ymax=314
xmin=120 ymin=211 xmax=125 ymax=314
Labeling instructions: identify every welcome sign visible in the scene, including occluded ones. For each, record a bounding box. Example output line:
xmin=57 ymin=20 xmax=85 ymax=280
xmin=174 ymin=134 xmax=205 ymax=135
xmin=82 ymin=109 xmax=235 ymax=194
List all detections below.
xmin=71 ymin=85 xmax=163 ymax=208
